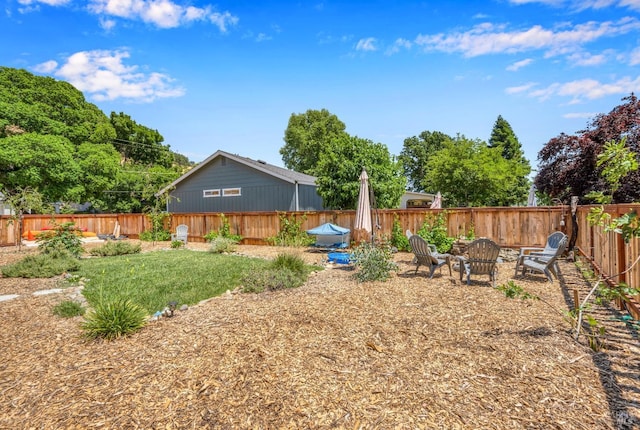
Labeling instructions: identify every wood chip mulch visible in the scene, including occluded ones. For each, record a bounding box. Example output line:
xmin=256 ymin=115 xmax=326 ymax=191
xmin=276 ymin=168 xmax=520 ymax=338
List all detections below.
xmin=0 ymin=242 xmax=639 ymax=429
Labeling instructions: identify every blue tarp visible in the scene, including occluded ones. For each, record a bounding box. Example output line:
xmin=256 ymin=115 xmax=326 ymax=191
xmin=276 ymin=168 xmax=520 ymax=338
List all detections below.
xmin=307 ymin=223 xmax=350 ymax=249
xmin=306 ymin=223 xmax=350 ymax=235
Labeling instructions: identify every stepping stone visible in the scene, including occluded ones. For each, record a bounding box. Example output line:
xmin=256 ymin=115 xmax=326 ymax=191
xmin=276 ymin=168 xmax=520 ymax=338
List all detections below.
xmin=33 ymin=288 xmax=63 ymax=296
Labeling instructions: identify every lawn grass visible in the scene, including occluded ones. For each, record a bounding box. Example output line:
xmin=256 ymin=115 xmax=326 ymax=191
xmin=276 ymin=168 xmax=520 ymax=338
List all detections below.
xmin=73 ymin=250 xmax=272 ymax=314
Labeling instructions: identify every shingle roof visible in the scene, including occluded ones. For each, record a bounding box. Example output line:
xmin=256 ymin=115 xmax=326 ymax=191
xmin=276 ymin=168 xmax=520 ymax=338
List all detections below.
xmin=157 ymin=150 xmax=317 ymax=196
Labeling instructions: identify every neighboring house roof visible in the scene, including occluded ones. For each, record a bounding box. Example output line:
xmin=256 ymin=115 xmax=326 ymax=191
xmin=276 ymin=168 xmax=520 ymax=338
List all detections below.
xmin=157 ymin=150 xmax=317 ymax=196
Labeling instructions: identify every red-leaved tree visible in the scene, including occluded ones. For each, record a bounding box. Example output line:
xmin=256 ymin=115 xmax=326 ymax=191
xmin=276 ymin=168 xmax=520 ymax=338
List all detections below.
xmin=536 ymin=94 xmax=640 ymax=203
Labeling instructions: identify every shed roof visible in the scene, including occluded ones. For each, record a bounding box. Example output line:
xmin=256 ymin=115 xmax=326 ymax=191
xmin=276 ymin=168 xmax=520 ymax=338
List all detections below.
xmin=157 ymin=150 xmax=317 ymax=196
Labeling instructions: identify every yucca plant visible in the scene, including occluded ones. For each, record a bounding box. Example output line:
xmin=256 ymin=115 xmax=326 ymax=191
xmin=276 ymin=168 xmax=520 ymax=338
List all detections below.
xmin=81 ymin=298 xmax=147 ymax=340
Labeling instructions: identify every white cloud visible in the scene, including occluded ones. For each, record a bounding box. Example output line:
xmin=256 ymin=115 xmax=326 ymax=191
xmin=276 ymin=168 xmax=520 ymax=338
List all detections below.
xmin=566 ymin=51 xmax=608 ymax=66
xmin=99 ymin=17 xmax=117 ymax=31
xmin=255 ymin=33 xmax=271 ymax=42
xmin=508 ymin=0 xmax=640 ymax=11
xmin=414 ymin=18 xmax=640 ymax=58
xmin=629 ymin=47 xmax=640 ymax=65
xmin=563 ymin=112 xmax=597 ymax=118
xmin=18 ymin=0 xmax=70 ymax=6
xmin=521 ymin=75 xmax=640 ymax=102
xmin=32 ymin=60 xmax=58 ymax=73
xmin=355 ymin=37 xmax=377 ymax=52
xmin=34 ymin=49 xmax=185 ymax=102
xmin=506 ymin=58 xmax=533 ymax=71
xmin=385 ymin=38 xmax=412 ymax=55
xmin=505 ymin=82 xmax=538 ymax=94
xmin=619 ymin=0 xmax=640 ymax=11
xmin=87 ymin=0 xmax=238 ymax=31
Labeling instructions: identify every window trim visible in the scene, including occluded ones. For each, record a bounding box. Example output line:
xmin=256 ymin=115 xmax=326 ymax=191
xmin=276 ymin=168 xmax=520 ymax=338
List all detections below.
xmin=203 ymin=189 xmax=221 ymax=198
xmin=222 ymin=187 xmax=241 ymax=197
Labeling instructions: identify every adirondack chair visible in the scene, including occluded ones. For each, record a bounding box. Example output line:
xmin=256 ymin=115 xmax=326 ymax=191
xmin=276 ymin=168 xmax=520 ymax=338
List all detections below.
xmin=171 ymin=224 xmax=188 ymax=244
xmin=409 ymin=234 xmax=451 ymax=278
xmin=455 ymin=238 xmax=501 ymax=287
xmin=514 ymin=231 xmax=567 ymax=277
xmin=519 ymin=235 xmax=568 ymax=282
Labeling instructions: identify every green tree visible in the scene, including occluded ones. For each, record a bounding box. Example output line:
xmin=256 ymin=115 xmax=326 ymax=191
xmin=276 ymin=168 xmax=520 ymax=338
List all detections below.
xmin=0 ymin=67 xmax=114 ymax=146
xmin=312 ymin=135 xmax=406 ymax=209
xmin=0 ymin=133 xmax=81 ymax=202
xmin=423 ymin=135 xmax=515 ymax=207
xmin=280 ymin=108 xmax=347 ymax=173
xmin=110 ymin=112 xmax=172 ymax=167
xmin=487 ymin=115 xmax=531 ymax=206
xmin=75 ymin=143 xmax=122 ymax=211
xmin=398 ymin=130 xmax=451 ymax=192
xmin=0 ymin=67 xmax=189 ymax=213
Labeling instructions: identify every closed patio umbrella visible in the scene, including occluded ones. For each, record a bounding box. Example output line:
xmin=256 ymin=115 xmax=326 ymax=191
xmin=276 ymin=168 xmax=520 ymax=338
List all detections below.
xmin=430 ymin=191 xmax=442 ymax=209
xmin=527 ymin=184 xmax=537 ymax=207
xmin=353 ymin=168 xmax=372 ymax=243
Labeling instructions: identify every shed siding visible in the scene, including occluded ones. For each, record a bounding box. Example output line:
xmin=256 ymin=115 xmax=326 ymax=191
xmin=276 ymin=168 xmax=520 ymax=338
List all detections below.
xmin=167 ymin=156 xmax=325 ymax=212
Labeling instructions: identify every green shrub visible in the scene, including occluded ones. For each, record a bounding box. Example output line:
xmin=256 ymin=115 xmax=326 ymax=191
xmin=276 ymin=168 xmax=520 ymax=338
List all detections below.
xmin=1 ymin=251 xmax=80 ymax=278
xmin=170 ymin=240 xmax=184 ymax=249
xmin=53 ymin=300 xmax=85 ymax=318
xmin=417 ymin=212 xmax=455 ymax=253
xmin=139 ymin=229 xmax=171 ymax=241
xmin=266 ymin=212 xmax=314 ymax=247
xmin=81 ymin=298 xmax=147 ymax=340
xmin=271 ymin=253 xmax=306 ymax=275
xmin=204 ymin=213 xmax=243 ymax=243
xmin=89 ymin=241 xmax=142 ymax=257
xmin=351 ymin=242 xmax=397 ymax=282
xmin=241 ymin=267 xmax=305 ymax=293
xmin=390 ymin=214 xmax=410 ymax=252
xmin=37 ymin=222 xmax=84 ymax=258
xmin=208 ymin=237 xmax=238 ymax=253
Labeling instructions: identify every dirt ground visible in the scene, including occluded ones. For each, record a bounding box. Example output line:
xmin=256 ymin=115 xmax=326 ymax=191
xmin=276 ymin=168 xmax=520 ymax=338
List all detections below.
xmin=0 ymin=240 xmax=639 ymax=429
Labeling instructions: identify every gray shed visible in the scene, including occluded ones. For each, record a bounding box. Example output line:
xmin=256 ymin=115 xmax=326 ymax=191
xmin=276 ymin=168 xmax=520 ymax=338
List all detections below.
xmin=157 ymin=150 xmax=325 ymax=213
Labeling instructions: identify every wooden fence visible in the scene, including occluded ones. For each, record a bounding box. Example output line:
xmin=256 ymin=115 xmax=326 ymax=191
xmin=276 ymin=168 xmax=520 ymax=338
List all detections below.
xmin=2 ymin=205 xmax=640 ymax=316
xmin=1 ymin=207 xmax=570 ymax=249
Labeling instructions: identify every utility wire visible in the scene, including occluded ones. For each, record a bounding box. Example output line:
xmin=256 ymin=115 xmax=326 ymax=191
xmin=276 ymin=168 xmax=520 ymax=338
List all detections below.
xmin=111 ymin=138 xmax=171 ymax=150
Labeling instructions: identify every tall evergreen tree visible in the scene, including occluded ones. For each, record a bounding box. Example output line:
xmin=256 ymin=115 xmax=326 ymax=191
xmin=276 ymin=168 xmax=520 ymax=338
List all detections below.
xmin=488 ymin=115 xmax=531 ymax=205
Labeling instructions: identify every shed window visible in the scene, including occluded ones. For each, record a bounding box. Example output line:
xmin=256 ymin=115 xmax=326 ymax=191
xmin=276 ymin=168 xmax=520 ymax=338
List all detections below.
xmin=222 ymin=188 xmax=241 ymax=197
xmin=203 ymin=189 xmax=220 ymax=198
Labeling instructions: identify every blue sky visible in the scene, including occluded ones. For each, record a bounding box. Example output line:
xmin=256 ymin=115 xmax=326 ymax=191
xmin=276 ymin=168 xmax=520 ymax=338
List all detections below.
xmin=2 ymin=0 xmax=640 ymax=171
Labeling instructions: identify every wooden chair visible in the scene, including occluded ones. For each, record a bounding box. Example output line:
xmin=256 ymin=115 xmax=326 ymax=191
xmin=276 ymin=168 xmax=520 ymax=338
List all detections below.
xmin=455 ymin=238 xmax=501 ymax=287
xmin=408 ymin=235 xmax=451 ymax=278
xmin=519 ymin=235 xmax=568 ymax=282
xmin=171 ymin=224 xmax=188 ymax=244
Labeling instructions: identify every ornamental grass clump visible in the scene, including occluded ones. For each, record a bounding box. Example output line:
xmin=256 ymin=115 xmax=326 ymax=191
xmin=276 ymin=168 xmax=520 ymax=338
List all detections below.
xmin=271 ymin=253 xmax=306 ymax=275
xmin=241 ymin=253 xmax=310 ymax=293
xmin=52 ymin=300 xmax=85 ymax=318
xmin=89 ymin=241 xmax=142 ymax=257
xmin=208 ymin=236 xmax=238 ymax=253
xmin=81 ymin=298 xmax=147 ymax=340
xmin=1 ymin=249 xmax=79 ymax=278
xmin=351 ymin=242 xmax=397 ymax=282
